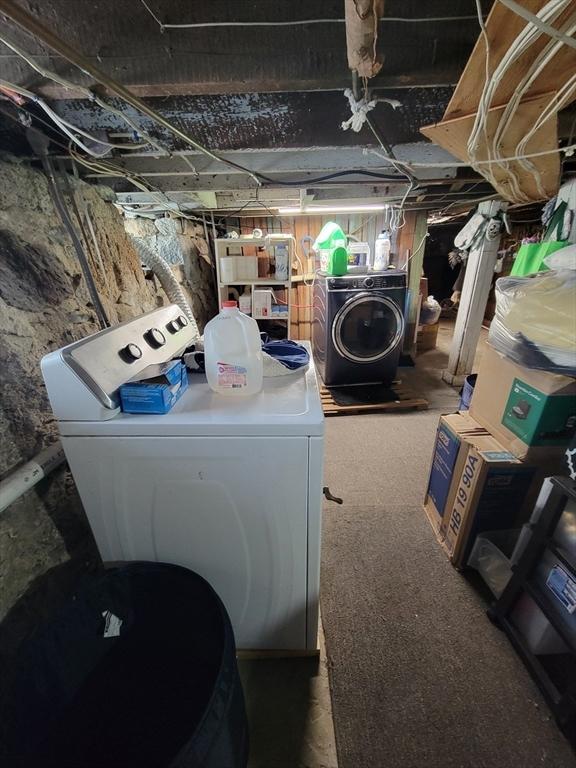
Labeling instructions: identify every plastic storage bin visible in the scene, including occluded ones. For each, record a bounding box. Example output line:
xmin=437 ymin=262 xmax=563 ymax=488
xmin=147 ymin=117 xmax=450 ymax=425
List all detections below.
xmin=3 ymin=563 xmax=249 ymax=768
xmin=468 ymin=530 xmax=519 ymax=597
xmin=511 ymin=592 xmax=568 ymax=655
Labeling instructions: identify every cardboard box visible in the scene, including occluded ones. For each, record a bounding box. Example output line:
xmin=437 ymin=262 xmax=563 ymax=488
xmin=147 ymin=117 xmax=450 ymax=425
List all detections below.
xmin=417 ymin=322 xmax=439 ymax=352
xmin=442 ymin=436 xmax=538 ymax=568
xmin=424 ymin=411 xmax=547 ymax=569
xmin=470 ymin=344 xmax=576 ymax=461
xmin=424 ymin=413 xmax=489 ymax=533
xmin=419 ymin=277 xmax=429 ymax=301
xmin=253 ymin=288 xmax=272 ymax=318
xmin=120 ymin=360 xmax=188 ymax=414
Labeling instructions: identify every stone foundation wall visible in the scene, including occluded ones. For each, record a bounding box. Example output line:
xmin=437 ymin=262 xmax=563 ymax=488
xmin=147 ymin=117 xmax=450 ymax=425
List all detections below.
xmin=0 ymin=156 xmax=214 ymax=621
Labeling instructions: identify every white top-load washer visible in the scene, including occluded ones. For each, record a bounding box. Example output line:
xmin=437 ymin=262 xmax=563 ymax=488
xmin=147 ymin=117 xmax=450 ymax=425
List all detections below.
xmin=42 ymin=304 xmax=324 ymax=651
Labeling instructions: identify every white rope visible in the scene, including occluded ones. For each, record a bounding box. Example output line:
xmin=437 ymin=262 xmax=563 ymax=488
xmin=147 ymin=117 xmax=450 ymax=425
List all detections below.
xmin=340 ymin=89 xmax=377 ymax=133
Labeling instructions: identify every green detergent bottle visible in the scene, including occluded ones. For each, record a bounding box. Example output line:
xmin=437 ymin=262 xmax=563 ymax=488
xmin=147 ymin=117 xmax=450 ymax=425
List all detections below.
xmin=327 ymin=246 xmax=348 ymax=276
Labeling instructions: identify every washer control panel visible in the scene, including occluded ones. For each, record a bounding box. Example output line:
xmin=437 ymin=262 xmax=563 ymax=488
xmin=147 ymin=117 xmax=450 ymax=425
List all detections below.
xmin=58 ymin=305 xmax=197 ymax=410
xmin=328 ymin=272 xmax=406 ymax=290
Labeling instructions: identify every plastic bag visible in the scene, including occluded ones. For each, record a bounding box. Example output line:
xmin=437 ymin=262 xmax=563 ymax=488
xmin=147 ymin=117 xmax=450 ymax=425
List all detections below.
xmin=419 ymin=295 xmax=441 ymax=325
xmin=509 ymin=240 xmax=566 ymax=277
xmin=544 ymin=243 xmax=576 ymax=271
xmin=510 ymin=201 xmax=568 ymax=277
xmin=489 ymin=270 xmax=576 ymax=375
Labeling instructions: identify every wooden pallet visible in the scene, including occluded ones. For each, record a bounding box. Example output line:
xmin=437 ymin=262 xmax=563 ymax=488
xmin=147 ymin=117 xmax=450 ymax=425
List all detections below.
xmin=320 ymin=383 xmax=428 ymax=416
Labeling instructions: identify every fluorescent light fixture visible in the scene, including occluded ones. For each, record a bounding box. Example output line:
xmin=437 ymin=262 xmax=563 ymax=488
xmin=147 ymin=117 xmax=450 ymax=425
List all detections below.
xmin=277 ymin=204 xmax=386 ymax=214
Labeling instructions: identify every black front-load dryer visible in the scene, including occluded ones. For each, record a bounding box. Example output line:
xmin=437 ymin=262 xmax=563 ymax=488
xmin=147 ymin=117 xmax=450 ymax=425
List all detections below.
xmin=312 ymin=271 xmax=406 ymax=386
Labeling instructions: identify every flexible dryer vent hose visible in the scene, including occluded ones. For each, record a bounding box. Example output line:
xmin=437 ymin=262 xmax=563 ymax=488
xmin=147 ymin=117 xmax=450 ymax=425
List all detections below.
xmin=136 ymin=241 xmax=197 ymax=330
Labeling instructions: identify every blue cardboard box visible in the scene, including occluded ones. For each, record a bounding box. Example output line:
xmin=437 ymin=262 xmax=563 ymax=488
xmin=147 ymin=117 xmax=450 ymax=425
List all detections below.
xmin=424 ymin=413 xmax=489 ymax=532
xmin=120 ymin=360 xmax=188 ymax=414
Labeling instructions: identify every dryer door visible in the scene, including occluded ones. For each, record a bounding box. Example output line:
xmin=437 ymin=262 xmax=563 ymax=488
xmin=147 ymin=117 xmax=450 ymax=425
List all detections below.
xmin=332 ymin=292 xmax=404 ymax=363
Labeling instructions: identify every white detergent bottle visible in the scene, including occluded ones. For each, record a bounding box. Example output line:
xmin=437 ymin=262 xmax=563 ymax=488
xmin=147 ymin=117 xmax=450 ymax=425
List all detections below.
xmin=373 ymin=230 xmax=391 ymax=271
xmin=204 ymin=300 xmax=263 ymax=396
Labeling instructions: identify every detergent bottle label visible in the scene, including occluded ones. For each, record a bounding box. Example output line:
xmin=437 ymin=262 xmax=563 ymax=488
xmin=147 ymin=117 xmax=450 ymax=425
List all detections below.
xmin=217 ymin=362 xmax=248 ymax=389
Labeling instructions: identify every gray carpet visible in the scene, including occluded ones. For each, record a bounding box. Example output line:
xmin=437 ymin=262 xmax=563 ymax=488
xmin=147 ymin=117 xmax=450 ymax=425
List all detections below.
xmin=321 ymin=409 xmax=576 ymax=768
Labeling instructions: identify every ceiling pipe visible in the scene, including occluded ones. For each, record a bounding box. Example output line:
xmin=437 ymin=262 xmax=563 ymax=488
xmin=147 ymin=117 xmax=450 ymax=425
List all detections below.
xmin=0 ymin=0 xmax=262 ymax=186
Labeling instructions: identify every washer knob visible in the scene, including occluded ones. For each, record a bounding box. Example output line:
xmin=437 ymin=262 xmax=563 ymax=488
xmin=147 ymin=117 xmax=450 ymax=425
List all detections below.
xmin=166 ymin=320 xmax=180 ymax=334
xmin=145 ymin=327 xmax=166 ymax=348
xmin=363 ymin=276 xmax=374 ymax=288
xmin=122 ymin=343 xmax=143 ymax=362
xmin=177 ymin=315 xmax=189 ymax=328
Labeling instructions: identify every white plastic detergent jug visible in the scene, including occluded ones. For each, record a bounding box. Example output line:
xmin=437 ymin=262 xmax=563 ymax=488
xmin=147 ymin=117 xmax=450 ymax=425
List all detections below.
xmin=373 ymin=230 xmax=391 ymax=271
xmin=204 ymin=301 xmax=263 ymax=396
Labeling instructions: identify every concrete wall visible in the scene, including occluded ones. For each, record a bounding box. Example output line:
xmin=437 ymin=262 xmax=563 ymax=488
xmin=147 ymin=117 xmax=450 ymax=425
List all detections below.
xmin=0 ymin=157 xmax=213 ymax=622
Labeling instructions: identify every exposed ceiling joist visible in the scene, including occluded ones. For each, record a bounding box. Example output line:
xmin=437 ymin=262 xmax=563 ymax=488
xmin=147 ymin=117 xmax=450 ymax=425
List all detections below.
xmin=0 ymin=1 xmax=483 ymax=97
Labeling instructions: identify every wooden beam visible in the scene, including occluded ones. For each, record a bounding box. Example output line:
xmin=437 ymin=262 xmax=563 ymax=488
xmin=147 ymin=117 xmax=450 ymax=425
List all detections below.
xmin=443 ymin=0 xmax=576 ymax=121
xmin=421 ymin=93 xmax=560 ymax=202
xmin=442 ymin=199 xmax=508 ymax=386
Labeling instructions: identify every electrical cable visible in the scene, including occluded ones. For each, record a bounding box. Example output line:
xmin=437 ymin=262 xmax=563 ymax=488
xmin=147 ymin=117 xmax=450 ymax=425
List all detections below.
xmin=469 ymin=0 xmax=572 ymax=201
xmin=139 ymin=2 xmax=480 ymax=30
xmin=490 ymin=12 xmax=576 ymax=197
xmin=0 ymin=102 xmax=70 ymax=152
xmin=42 ymin=155 xmax=110 ymax=328
xmin=0 ymin=4 xmax=263 ymax=185
xmin=469 ymin=0 xmax=566 ymax=193
xmin=255 ymin=169 xmax=402 ymax=185
xmin=0 ymin=77 xmax=147 ymax=156
xmin=497 ymin=0 xmax=576 ymax=48
xmin=0 ymin=31 xmax=170 ymax=156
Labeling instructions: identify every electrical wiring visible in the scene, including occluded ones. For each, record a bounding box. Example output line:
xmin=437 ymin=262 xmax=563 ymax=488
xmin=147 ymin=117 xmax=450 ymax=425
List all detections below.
xmin=0 ymin=78 xmax=124 ymax=156
xmin=367 ymin=143 xmax=576 ymax=169
xmin=256 ymin=169 xmax=401 ymax=186
xmin=0 ymin=77 xmax=150 ymax=156
xmin=490 ymin=12 xmax=576 ymax=190
xmin=469 ymin=1 xmax=559 ymax=170
xmin=0 ymin=32 xmax=171 ymax=157
xmin=0 ymin=16 xmax=262 ymax=183
xmin=0 ymin=102 xmax=70 ymax=152
xmin=139 ymin=2 xmax=479 ymax=30
xmin=468 ymin=0 xmax=568 ymax=194
xmin=69 ymin=146 xmax=213 ymax=226
xmin=469 ymin=0 xmax=574 ymax=201
xmin=516 ymin=72 xmax=576 ymax=191
xmin=497 ymin=0 xmax=576 ymax=49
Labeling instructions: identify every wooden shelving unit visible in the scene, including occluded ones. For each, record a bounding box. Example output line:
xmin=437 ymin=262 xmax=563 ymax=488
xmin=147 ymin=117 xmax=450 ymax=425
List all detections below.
xmin=215 ymin=236 xmax=294 ymax=337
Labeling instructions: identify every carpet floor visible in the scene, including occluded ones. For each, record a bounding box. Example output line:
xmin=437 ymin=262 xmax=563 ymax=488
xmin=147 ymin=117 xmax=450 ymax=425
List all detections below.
xmin=321 ymin=408 xmax=576 ymax=768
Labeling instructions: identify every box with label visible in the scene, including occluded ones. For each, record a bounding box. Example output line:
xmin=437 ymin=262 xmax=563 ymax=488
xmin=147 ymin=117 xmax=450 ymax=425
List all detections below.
xmin=470 ymin=344 xmax=576 ymax=461
xmin=253 ymin=288 xmax=272 ymax=318
xmin=423 ymin=413 xmax=489 ymax=532
xmin=120 ymin=360 xmax=188 ymax=414
xmin=442 ymin=435 xmax=538 ymax=569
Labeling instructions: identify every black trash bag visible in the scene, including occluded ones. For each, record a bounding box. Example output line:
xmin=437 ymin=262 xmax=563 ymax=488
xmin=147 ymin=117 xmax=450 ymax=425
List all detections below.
xmin=3 ymin=563 xmax=248 ymax=768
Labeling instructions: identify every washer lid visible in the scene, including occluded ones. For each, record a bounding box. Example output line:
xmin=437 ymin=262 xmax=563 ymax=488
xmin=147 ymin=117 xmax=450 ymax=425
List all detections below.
xmin=58 ymin=346 xmax=324 ymax=438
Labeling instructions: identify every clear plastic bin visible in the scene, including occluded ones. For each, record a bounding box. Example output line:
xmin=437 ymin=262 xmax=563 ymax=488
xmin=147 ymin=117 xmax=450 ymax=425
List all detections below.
xmin=467 ymin=530 xmax=520 ymax=597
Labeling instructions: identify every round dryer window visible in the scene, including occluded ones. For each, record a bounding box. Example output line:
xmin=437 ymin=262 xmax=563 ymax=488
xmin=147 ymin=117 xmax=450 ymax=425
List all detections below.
xmin=332 ymin=293 xmax=404 ymax=363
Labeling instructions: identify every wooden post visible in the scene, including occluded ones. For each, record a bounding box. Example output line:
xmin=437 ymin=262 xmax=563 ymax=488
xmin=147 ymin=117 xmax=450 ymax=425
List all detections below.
xmin=403 ymin=211 xmax=428 ymax=355
xmin=442 ymin=199 xmax=508 ymax=386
